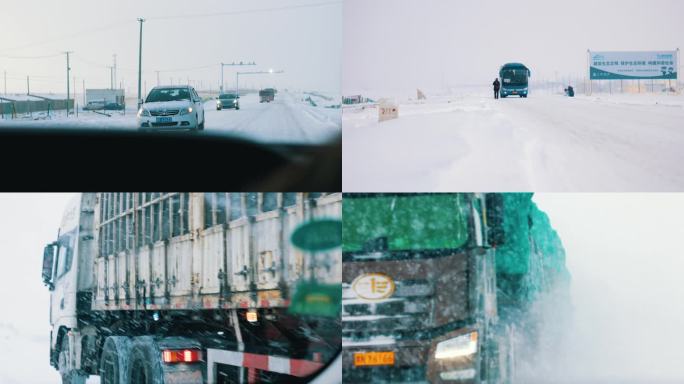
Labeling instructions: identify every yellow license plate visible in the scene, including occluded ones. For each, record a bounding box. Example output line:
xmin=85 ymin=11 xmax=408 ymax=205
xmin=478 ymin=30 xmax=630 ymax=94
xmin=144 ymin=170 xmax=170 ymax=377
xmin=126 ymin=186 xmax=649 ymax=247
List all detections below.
xmin=353 ymin=351 xmax=395 ymax=366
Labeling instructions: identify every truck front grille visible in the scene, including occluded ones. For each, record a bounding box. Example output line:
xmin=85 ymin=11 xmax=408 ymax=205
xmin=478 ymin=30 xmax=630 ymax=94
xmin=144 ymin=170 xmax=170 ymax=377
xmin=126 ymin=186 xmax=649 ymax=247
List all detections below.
xmin=344 ymin=365 xmax=428 ymax=384
xmin=342 ymin=280 xmax=433 ymax=338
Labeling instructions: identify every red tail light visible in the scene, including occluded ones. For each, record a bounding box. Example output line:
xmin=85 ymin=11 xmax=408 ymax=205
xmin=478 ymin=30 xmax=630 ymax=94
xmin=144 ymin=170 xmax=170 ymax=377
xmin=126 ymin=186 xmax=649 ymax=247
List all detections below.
xmin=162 ymin=349 xmax=202 ymax=364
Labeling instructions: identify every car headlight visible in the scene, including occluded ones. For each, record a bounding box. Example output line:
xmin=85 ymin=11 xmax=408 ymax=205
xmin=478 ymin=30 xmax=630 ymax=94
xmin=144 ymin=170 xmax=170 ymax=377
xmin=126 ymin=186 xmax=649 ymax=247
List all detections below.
xmin=180 ymin=107 xmax=193 ymax=115
xmin=435 ymin=331 xmax=478 ymax=359
xmin=137 ymin=108 xmax=150 ymax=117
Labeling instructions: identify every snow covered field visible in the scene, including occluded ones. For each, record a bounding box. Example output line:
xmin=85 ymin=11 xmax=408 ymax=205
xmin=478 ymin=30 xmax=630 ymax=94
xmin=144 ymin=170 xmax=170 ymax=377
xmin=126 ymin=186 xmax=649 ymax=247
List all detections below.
xmin=343 ymin=87 xmax=684 ymax=191
xmin=0 ymin=91 xmax=341 ymax=144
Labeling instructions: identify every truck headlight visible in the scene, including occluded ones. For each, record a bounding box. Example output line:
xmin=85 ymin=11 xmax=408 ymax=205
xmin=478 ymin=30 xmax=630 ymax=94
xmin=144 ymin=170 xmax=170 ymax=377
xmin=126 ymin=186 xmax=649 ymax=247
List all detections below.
xmin=137 ymin=108 xmax=150 ymax=117
xmin=180 ymin=107 xmax=193 ymax=115
xmin=435 ymin=331 xmax=478 ymax=359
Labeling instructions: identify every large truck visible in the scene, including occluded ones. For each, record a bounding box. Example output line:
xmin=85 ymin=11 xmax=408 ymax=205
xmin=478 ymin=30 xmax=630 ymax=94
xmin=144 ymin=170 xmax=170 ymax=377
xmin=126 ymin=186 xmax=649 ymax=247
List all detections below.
xmin=341 ymin=193 xmax=569 ymax=384
xmin=259 ymin=89 xmax=276 ymax=103
xmin=498 ymin=63 xmax=531 ymax=98
xmin=42 ymin=192 xmax=341 ymax=384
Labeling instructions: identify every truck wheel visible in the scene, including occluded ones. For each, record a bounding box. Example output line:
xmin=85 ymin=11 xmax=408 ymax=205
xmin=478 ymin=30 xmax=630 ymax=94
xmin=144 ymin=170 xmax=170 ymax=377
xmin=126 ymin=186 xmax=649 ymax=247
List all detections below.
xmin=58 ymin=336 xmax=87 ymax=384
xmin=100 ymin=336 xmax=131 ymax=384
xmin=128 ymin=336 xmax=164 ymax=384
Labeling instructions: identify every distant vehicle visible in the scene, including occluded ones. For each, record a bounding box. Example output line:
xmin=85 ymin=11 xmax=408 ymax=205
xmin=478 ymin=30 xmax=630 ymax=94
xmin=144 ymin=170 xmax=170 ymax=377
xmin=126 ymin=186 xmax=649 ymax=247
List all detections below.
xmin=259 ymin=88 xmax=276 ymax=103
xmin=82 ymin=100 xmax=105 ymax=111
xmin=103 ymin=102 xmax=125 ymax=111
xmin=137 ymin=85 xmax=205 ymax=131
xmin=499 ymin=63 xmax=531 ymax=98
xmin=84 ymin=100 xmax=124 ymax=111
xmin=216 ymin=93 xmax=240 ymax=110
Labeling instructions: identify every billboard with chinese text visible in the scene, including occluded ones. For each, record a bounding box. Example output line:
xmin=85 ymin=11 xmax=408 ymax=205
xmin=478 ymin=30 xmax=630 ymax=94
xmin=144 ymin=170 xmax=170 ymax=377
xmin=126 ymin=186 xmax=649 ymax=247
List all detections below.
xmin=589 ymin=51 xmax=677 ymax=80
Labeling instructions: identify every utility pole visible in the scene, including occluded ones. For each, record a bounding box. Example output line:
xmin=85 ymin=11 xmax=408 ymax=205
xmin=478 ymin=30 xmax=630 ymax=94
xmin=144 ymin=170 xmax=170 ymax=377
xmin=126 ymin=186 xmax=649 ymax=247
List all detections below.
xmin=26 ymin=75 xmax=29 ymax=95
xmin=64 ymin=51 xmax=72 ymax=117
xmin=136 ymin=17 xmax=145 ymax=109
xmin=109 ymin=66 xmax=114 ymax=89
xmin=220 ymin=61 xmax=256 ymax=94
xmin=113 ymin=54 xmax=117 ymax=90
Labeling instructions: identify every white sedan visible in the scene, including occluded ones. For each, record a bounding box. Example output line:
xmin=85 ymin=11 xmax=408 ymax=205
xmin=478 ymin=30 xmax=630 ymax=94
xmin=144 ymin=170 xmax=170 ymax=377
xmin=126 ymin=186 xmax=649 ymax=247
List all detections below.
xmin=137 ymin=86 xmax=205 ymax=131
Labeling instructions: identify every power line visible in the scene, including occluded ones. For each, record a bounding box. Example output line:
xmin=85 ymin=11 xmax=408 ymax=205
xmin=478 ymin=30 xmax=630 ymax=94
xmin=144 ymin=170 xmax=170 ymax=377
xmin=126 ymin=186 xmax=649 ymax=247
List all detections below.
xmin=0 ymin=20 xmax=133 ymax=54
xmin=0 ymin=53 xmax=63 ymax=59
xmin=71 ymin=55 xmax=110 ymax=69
xmin=72 ymin=54 xmax=219 ymax=74
xmin=158 ymin=64 xmax=218 ymax=73
xmin=147 ymin=1 xmax=341 ymax=21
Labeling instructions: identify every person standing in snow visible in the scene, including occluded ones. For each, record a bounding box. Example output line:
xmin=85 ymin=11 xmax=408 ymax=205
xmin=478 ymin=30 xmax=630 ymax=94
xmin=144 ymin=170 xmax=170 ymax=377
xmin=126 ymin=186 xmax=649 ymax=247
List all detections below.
xmin=493 ymin=78 xmax=500 ymax=99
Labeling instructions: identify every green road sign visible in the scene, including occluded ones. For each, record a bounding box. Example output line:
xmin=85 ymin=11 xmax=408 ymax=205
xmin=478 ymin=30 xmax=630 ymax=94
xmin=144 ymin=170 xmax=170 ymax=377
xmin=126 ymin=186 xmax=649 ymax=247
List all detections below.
xmin=291 ymin=219 xmax=342 ymax=252
xmin=288 ymin=281 xmax=341 ymax=318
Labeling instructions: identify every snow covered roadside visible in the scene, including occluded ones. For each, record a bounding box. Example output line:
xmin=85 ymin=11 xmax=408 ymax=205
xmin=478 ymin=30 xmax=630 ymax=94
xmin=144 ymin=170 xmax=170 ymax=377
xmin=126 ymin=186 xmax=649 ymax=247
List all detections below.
xmin=1 ymin=91 xmax=341 ymax=144
xmin=343 ymin=89 xmax=684 ymax=191
xmin=0 ymin=194 xmax=101 ymax=384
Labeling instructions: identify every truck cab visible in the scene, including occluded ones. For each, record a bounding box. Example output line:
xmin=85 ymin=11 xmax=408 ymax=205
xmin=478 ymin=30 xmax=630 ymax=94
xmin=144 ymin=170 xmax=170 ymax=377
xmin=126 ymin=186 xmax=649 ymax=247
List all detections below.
xmin=42 ymin=194 xmax=97 ymax=383
xmin=342 ymin=193 xmax=515 ymax=384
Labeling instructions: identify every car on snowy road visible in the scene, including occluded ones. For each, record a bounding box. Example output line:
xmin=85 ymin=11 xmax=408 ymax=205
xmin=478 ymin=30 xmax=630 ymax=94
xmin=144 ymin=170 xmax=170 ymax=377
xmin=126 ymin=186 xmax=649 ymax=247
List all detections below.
xmin=216 ymin=93 xmax=240 ymax=110
xmin=137 ymin=85 xmax=205 ymax=132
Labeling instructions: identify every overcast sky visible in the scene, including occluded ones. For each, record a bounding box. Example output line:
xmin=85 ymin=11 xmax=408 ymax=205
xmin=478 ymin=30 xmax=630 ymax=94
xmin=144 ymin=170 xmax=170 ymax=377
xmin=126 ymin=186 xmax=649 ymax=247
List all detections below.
xmin=343 ymin=0 xmax=684 ymax=95
xmin=533 ymin=193 xmax=684 ymax=382
xmin=0 ymin=0 xmax=341 ymax=95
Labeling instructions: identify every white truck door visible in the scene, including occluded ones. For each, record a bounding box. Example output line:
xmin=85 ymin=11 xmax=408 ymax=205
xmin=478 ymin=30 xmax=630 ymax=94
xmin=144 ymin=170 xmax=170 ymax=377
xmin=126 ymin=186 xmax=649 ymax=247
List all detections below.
xmin=50 ymin=230 xmax=79 ymax=328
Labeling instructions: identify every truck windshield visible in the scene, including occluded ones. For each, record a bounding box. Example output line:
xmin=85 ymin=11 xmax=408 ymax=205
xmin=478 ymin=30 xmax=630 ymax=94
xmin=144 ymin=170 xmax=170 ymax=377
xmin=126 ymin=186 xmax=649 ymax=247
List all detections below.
xmin=145 ymin=88 xmax=191 ymax=103
xmin=501 ymin=68 xmax=529 ymax=86
xmin=55 ymin=231 xmax=75 ymax=279
xmin=342 ymin=194 xmax=470 ymax=258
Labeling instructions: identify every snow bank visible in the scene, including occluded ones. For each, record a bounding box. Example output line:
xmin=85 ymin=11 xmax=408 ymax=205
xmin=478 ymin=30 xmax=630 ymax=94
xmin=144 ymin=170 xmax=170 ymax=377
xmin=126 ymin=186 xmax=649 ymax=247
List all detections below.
xmin=343 ymin=87 xmax=684 ymax=191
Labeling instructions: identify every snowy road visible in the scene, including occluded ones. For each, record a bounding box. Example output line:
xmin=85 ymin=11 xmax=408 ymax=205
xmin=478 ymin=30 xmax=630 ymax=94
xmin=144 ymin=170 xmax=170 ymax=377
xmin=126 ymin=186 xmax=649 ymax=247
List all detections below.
xmin=205 ymin=92 xmax=340 ymax=143
xmin=0 ymin=91 xmax=340 ymax=145
xmin=343 ymin=90 xmax=684 ymax=191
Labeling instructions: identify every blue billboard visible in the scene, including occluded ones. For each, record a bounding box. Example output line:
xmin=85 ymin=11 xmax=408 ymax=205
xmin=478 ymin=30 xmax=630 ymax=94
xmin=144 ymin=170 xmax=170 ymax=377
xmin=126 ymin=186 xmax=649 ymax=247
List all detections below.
xmin=589 ymin=51 xmax=677 ymax=80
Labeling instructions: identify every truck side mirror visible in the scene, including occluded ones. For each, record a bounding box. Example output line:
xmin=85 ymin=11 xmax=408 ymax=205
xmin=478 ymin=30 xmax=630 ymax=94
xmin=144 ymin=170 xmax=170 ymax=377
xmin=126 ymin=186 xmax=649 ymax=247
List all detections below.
xmin=485 ymin=194 xmax=505 ymax=247
xmin=42 ymin=243 xmax=56 ymax=289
